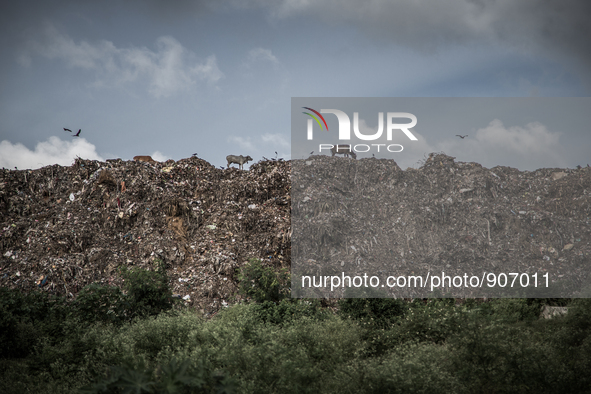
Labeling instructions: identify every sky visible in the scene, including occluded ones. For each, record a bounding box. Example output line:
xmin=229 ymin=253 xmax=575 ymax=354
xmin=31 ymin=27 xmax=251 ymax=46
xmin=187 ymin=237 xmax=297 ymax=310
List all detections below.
xmin=1 ymin=0 xmax=590 ymax=171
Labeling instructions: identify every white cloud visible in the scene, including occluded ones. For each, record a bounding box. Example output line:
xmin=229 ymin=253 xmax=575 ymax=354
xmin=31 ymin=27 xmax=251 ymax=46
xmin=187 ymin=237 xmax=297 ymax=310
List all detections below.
xmin=247 ymin=47 xmax=279 ymax=65
xmin=151 ymin=151 xmax=171 ymax=162
xmin=436 ymin=120 xmax=567 ymax=170
xmin=20 ymin=24 xmax=224 ymax=97
xmin=0 ymin=137 xmax=104 ymax=170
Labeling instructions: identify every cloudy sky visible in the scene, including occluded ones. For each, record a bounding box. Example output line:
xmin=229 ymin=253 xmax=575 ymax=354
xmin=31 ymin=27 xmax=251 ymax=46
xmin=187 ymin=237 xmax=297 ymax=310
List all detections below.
xmin=1 ymin=0 xmax=590 ymax=170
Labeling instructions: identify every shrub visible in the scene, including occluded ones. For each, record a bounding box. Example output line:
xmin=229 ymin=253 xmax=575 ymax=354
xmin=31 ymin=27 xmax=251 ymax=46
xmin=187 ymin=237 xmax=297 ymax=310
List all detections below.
xmin=474 ymin=298 xmax=542 ymax=322
xmin=74 ymin=284 xmax=128 ymax=326
xmin=338 ymin=298 xmax=406 ymax=330
xmin=0 ymin=288 xmax=69 ymax=359
xmin=80 ymin=358 xmax=236 ymax=394
xmin=448 ymin=318 xmax=556 ymax=393
xmin=120 ymin=262 xmax=174 ymax=319
xmin=250 ymin=299 xmax=328 ymax=326
xmin=72 ymin=263 xmax=175 ymax=326
xmin=237 ymin=258 xmax=290 ymax=303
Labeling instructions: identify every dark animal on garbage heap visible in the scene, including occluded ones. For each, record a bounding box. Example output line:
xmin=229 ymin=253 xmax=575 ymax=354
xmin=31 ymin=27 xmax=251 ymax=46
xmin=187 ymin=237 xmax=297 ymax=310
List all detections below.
xmin=226 ymin=155 xmax=253 ymax=170
xmin=133 ymin=155 xmax=158 ymax=163
xmin=330 ymin=145 xmax=357 ymax=159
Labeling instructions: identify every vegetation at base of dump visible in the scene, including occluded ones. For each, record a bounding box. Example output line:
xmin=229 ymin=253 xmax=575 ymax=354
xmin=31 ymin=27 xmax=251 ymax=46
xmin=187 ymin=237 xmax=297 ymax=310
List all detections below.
xmin=2 ymin=274 xmax=591 ymax=394
xmin=236 ymin=257 xmax=290 ymax=303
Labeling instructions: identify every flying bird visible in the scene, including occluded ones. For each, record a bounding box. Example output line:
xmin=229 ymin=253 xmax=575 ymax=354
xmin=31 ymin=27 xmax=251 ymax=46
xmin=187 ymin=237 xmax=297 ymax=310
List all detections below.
xmin=73 ymin=129 xmax=81 ymax=137
xmin=64 ymin=128 xmax=72 ymax=132
xmin=456 ymin=135 xmax=468 ymax=139
xmin=310 ymin=151 xmax=314 ymax=155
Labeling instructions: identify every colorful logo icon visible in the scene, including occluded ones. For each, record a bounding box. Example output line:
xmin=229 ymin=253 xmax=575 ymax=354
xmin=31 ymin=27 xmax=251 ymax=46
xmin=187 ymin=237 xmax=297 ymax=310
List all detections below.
xmin=302 ymin=107 xmax=328 ymax=131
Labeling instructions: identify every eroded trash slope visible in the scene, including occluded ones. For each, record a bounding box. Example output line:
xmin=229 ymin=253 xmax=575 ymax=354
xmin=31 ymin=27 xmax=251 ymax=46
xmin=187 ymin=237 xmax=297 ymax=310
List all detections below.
xmin=1 ymin=157 xmax=290 ymax=313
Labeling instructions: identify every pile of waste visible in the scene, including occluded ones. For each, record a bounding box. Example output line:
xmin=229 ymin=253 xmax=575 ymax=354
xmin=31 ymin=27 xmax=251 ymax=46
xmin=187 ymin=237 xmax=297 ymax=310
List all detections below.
xmin=2 ymin=153 xmax=590 ymax=309
xmin=0 ymin=156 xmax=290 ymax=314
xmin=292 ymin=153 xmax=591 ymax=297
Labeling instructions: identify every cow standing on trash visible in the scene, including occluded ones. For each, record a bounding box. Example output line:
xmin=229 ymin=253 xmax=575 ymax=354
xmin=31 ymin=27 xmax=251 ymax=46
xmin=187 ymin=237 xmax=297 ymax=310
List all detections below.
xmin=330 ymin=145 xmax=357 ymax=159
xmin=226 ymin=155 xmax=253 ymax=170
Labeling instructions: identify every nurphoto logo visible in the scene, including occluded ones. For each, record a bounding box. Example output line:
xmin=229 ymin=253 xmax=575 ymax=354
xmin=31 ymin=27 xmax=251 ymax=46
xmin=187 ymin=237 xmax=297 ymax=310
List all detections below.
xmin=302 ymin=107 xmax=418 ymax=155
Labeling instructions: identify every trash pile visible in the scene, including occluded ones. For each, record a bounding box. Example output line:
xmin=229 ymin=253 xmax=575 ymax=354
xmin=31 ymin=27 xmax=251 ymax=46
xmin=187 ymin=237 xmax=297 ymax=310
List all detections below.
xmin=0 ymin=156 xmax=290 ymax=314
xmin=292 ymin=153 xmax=591 ymax=297
xmin=1 ymin=153 xmax=590 ymax=306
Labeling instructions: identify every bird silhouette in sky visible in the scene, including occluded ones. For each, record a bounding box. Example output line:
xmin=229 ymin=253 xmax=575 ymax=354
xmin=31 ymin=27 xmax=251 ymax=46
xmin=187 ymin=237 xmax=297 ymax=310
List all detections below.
xmin=73 ymin=129 xmax=81 ymax=137
xmin=310 ymin=151 xmax=314 ymax=155
xmin=456 ymin=135 xmax=468 ymax=139
xmin=192 ymin=153 xmax=198 ymax=157
xmin=64 ymin=128 xmax=72 ymax=132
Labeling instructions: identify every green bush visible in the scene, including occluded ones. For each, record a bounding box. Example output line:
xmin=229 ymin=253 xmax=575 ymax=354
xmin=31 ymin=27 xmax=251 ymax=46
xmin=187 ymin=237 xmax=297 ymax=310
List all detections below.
xmin=250 ymin=299 xmax=328 ymax=326
xmin=5 ymin=290 xmax=591 ymax=393
xmin=71 ymin=263 xmax=175 ymax=326
xmin=237 ymin=258 xmax=289 ymax=303
xmin=120 ymin=262 xmax=174 ymax=319
xmin=81 ymin=358 xmax=236 ymax=394
xmin=356 ymin=342 xmax=459 ymax=393
xmin=74 ymin=284 xmax=128 ymax=326
xmin=448 ymin=317 xmax=556 ymax=393
xmin=200 ymin=306 xmax=362 ymax=393
xmin=473 ymin=298 xmax=542 ymax=322
xmin=0 ymin=288 xmax=69 ymax=359
xmin=338 ymin=298 xmax=406 ymax=330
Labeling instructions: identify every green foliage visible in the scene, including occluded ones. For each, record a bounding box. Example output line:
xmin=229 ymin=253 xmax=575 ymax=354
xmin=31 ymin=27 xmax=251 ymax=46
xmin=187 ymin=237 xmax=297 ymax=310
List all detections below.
xmin=200 ymin=306 xmax=362 ymax=393
xmin=0 ymin=288 xmax=69 ymax=359
xmin=0 ymin=289 xmax=33 ymax=359
xmin=357 ymin=342 xmax=459 ymax=393
xmin=74 ymin=284 xmax=129 ymax=325
xmin=236 ymin=258 xmax=290 ymax=303
xmin=120 ymin=262 xmax=174 ymax=319
xmin=70 ymin=263 xmax=175 ymax=326
xmin=250 ymin=299 xmax=328 ymax=326
xmin=448 ymin=317 xmax=557 ymax=393
xmin=3 ymin=292 xmax=591 ymax=393
xmin=338 ymin=298 xmax=406 ymax=329
xmin=81 ymin=358 xmax=236 ymax=394
xmin=472 ymin=298 xmax=542 ymax=322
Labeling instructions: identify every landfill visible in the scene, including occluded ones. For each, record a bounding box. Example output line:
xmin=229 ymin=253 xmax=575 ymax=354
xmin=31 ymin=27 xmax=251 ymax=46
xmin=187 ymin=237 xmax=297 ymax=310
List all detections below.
xmin=1 ymin=153 xmax=590 ymax=311
xmin=292 ymin=153 xmax=591 ymax=298
xmin=0 ymin=156 xmax=290 ymax=314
